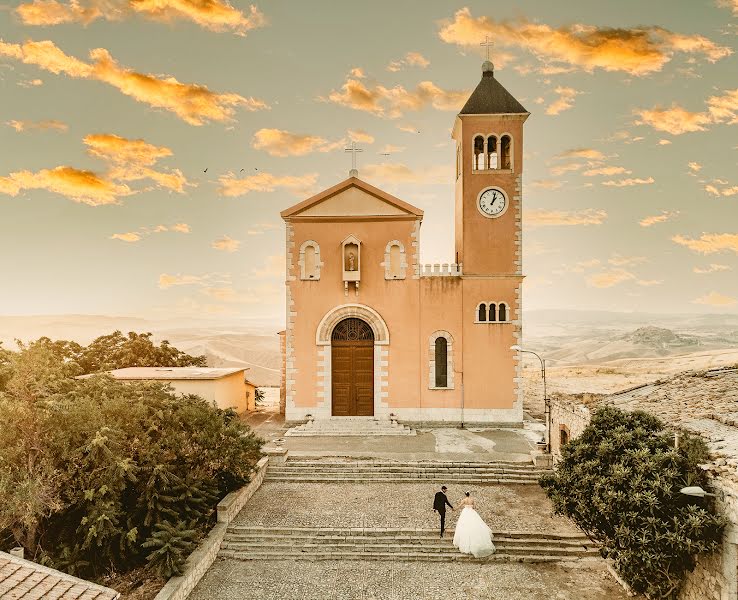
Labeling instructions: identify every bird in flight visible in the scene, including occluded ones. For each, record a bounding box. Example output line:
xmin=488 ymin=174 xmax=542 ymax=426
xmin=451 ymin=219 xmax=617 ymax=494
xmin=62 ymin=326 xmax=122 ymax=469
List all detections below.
xmin=203 ymin=168 xmax=208 ymax=173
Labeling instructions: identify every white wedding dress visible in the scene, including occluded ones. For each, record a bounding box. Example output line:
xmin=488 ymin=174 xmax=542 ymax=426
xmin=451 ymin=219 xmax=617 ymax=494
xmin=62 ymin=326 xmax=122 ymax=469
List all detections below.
xmin=453 ymin=506 xmax=495 ymax=558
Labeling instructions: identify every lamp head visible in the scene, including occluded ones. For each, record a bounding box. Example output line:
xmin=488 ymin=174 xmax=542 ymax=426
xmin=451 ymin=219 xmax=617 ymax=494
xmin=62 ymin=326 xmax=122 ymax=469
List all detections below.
xmin=510 ymin=345 xmax=521 ymax=351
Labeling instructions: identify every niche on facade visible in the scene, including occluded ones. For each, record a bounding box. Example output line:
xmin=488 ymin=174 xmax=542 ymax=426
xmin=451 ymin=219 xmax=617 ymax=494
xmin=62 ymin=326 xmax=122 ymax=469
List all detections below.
xmin=299 ymin=240 xmax=322 ymax=280
xmin=384 ymin=240 xmax=407 ymax=280
xmin=341 ymin=235 xmax=361 ymax=296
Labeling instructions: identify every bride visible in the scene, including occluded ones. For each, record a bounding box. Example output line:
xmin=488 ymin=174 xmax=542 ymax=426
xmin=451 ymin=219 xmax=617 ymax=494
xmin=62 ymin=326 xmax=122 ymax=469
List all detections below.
xmin=452 ymin=492 xmax=495 ymax=558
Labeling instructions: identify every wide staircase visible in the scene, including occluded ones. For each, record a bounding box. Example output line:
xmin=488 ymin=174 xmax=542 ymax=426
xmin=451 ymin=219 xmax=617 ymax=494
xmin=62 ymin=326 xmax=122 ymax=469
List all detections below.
xmin=265 ymin=458 xmax=549 ymax=484
xmin=285 ymin=417 xmax=415 ymax=437
xmin=220 ymin=526 xmax=598 ymax=563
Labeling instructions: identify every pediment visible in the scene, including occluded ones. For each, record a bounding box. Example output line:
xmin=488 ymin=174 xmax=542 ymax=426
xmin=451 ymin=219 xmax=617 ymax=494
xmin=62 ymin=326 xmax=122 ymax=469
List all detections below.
xmin=281 ymin=177 xmax=423 ymax=219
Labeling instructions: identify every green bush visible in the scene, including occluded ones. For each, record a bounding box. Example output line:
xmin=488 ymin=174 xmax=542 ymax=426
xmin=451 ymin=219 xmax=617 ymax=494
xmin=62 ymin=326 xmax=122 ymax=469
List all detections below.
xmin=540 ymin=406 xmax=725 ymax=600
xmin=0 ymin=341 xmax=262 ymax=581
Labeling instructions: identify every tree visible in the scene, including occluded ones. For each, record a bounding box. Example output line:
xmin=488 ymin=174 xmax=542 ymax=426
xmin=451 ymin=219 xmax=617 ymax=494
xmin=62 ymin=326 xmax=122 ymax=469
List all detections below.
xmin=540 ymin=406 xmax=725 ymax=600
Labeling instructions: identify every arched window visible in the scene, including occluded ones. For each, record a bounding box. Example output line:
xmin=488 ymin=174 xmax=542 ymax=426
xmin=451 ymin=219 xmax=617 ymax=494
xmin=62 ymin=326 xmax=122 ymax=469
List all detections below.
xmin=488 ymin=303 xmax=497 ymax=322
xmin=299 ymin=240 xmax=321 ymax=280
xmin=429 ymin=331 xmax=454 ymax=390
xmin=498 ymin=302 xmax=508 ymax=322
xmin=560 ymin=426 xmax=570 ymax=448
xmin=486 ymin=135 xmax=498 ymax=170
xmin=473 ymin=135 xmax=484 ymax=170
xmin=500 ymin=135 xmax=512 ymax=170
xmin=477 ymin=303 xmax=487 ymax=322
xmin=383 ymin=240 xmax=407 ymax=280
xmin=435 ymin=337 xmax=447 ymax=388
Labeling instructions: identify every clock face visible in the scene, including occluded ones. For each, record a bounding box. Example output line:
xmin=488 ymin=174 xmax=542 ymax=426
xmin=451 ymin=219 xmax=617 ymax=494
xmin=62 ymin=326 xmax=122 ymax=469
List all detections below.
xmin=478 ymin=188 xmax=508 ymax=218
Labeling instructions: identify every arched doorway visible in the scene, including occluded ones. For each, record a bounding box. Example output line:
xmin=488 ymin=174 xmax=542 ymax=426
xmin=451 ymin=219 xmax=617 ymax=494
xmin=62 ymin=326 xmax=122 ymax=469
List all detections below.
xmin=331 ymin=317 xmax=374 ymax=416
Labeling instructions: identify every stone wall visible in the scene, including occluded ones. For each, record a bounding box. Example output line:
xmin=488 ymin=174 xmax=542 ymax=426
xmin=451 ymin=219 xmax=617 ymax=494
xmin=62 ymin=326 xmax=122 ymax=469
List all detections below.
xmin=549 ymin=397 xmax=738 ymax=600
xmin=154 ymin=456 xmax=269 ymax=600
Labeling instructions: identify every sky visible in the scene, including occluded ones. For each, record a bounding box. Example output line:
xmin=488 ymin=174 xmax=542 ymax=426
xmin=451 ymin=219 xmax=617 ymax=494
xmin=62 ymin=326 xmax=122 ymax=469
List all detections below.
xmin=1 ymin=0 xmax=737 ymax=326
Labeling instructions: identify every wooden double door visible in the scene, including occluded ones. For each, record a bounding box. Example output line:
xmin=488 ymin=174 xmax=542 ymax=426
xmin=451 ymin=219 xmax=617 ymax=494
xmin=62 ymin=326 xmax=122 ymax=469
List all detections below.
xmin=331 ymin=318 xmax=374 ymax=416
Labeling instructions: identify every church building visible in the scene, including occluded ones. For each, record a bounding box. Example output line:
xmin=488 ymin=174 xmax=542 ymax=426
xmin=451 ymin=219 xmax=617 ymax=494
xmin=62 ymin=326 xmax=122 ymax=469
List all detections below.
xmin=280 ymin=60 xmax=528 ymax=425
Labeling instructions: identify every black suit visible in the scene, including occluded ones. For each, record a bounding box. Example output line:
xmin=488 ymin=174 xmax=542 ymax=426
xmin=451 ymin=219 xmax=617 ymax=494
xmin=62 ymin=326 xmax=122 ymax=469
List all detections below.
xmin=433 ymin=491 xmax=453 ymax=536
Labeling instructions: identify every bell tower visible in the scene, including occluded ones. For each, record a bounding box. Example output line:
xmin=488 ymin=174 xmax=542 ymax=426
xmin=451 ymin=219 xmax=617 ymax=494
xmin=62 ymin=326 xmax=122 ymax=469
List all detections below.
xmin=453 ymin=60 xmax=529 ymax=277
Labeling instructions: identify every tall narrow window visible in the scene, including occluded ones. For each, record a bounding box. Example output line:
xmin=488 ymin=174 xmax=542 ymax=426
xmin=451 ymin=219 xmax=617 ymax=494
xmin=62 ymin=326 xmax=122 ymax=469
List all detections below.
xmin=434 ymin=337 xmax=448 ymax=388
xmin=304 ymin=245 xmax=316 ymax=278
xmin=498 ymin=303 xmax=508 ymax=322
xmin=478 ymin=303 xmax=487 ymax=322
xmin=488 ymin=303 xmax=497 ymax=322
xmin=473 ymin=135 xmax=484 ymax=170
xmin=486 ymin=135 xmax=498 ymax=169
xmin=500 ymin=135 xmax=512 ymax=170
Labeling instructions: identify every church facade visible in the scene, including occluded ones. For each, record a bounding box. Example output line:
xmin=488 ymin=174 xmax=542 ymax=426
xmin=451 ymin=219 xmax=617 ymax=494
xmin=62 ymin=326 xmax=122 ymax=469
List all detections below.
xmin=280 ymin=61 xmax=528 ymax=425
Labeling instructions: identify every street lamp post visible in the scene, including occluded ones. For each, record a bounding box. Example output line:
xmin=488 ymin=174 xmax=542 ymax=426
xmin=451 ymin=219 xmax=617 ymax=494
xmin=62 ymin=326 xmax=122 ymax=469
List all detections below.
xmin=510 ymin=345 xmax=549 ymax=453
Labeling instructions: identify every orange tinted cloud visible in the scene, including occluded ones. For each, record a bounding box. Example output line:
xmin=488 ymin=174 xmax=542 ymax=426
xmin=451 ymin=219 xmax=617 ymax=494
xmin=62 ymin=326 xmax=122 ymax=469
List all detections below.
xmin=110 ymin=223 xmax=190 ymax=242
xmin=549 ymin=162 xmax=583 ymax=176
xmin=387 ymin=51 xmax=430 ymax=72
xmin=587 ymin=268 xmax=636 ymax=288
xmin=705 ymin=181 xmax=738 ymax=197
xmin=635 ymin=105 xmax=712 ymax=135
xmin=602 ymin=177 xmax=654 ymax=187
xmin=554 ymin=148 xmax=605 ymax=160
xmin=158 ymin=273 xmax=209 ymax=289
xmin=583 ymin=166 xmax=631 ymax=176
xmin=0 ymin=39 xmax=266 ymax=125
xmin=718 ymin=0 xmax=738 ymax=15
xmin=639 ymin=210 xmax=678 ymax=227
xmin=692 ymin=291 xmax=737 ymax=306
xmin=0 ymin=166 xmax=131 ymax=205
xmin=693 ymin=264 xmax=731 ymax=274
xmin=672 ymin=233 xmax=738 ymax=254
xmin=251 ymin=128 xmax=344 ymax=157
xmin=438 ymin=9 xmax=730 ymax=75
xmin=525 ymin=208 xmax=607 ymax=228
xmin=16 ymin=0 xmax=267 ymax=34
xmin=217 ymin=172 xmax=318 ymax=197
xmin=325 ymin=72 xmax=468 ymax=118
xmin=84 ymin=133 xmax=190 ymax=192
xmin=545 ymin=86 xmax=580 ymax=116
xmin=211 ymin=235 xmax=241 ymax=252
xmin=6 ymin=118 xmax=67 ymax=132
xmin=362 ymin=163 xmax=451 ymax=185
xmin=531 ymin=179 xmax=563 ymax=190
xmin=347 ymin=129 xmax=374 ymax=144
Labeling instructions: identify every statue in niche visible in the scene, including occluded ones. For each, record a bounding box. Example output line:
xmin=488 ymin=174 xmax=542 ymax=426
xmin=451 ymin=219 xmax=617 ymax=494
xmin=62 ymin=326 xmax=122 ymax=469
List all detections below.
xmin=344 ymin=243 xmax=359 ymax=272
xmin=348 ymin=251 xmax=356 ymax=271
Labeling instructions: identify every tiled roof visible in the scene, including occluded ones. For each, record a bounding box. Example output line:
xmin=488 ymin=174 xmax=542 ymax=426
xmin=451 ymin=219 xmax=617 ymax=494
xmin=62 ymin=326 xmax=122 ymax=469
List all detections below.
xmin=459 ymin=66 xmax=528 ymax=115
xmin=0 ymin=551 xmax=120 ymax=599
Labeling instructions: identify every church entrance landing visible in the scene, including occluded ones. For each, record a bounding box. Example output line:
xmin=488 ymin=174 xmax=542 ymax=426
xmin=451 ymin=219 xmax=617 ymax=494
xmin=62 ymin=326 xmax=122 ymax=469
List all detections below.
xmin=331 ymin=318 xmax=374 ymax=416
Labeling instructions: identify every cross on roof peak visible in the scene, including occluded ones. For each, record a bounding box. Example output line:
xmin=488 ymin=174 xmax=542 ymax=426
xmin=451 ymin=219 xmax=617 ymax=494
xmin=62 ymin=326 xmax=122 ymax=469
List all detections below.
xmin=345 ymin=140 xmax=363 ymax=177
xmin=480 ymin=35 xmax=494 ymax=61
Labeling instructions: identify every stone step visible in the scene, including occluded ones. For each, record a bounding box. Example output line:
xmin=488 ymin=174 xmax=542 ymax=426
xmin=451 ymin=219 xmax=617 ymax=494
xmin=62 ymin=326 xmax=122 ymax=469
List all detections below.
xmin=220 ymin=545 xmax=596 ymax=558
xmin=264 ymin=476 xmax=541 ymax=484
xmin=221 ymin=540 xmax=594 ymax=553
xmin=222 ymin=535 xmax=590 ymax=548
xmin=285 ymin=419 xmax=417 ymax=437
xmin=267 ymin=468 xmax=546 ymax=475
xmin=218 ymin=550 xmax=588 ymax=563
xmin=287 ymin=459 xmax=530 ymax=467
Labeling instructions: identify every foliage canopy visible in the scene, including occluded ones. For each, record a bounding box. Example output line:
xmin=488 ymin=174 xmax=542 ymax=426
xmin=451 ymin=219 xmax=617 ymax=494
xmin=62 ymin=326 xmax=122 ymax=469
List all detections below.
xmin=540 ymin=406 xmax=725 ymax=600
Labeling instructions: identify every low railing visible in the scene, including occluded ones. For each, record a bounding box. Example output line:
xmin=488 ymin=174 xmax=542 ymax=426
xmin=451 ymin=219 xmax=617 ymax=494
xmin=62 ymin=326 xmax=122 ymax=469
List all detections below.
xmin=420 ymin=263 xmax=463 ymax=277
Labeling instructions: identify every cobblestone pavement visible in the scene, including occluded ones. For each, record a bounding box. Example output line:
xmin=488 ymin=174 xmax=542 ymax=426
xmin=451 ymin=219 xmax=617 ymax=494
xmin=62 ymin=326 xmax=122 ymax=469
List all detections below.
xmin=232 ymin=482 xmax=578 ymax=534
xmin=189 ymin=559 xmax=629 ymax=600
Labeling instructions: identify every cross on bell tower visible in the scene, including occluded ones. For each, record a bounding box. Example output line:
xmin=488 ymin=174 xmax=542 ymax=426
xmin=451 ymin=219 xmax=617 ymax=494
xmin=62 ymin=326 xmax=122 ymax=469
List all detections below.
xmin=480 ymin=35 xmax=494 ymax=62
xmin=345 ymin=141 xmax=363 ymax=178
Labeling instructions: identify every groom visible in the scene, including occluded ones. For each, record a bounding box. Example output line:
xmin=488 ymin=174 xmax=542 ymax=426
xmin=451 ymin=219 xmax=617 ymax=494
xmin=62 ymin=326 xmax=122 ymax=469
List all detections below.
xmin=433 ymin=485 xmax=454 ymax=538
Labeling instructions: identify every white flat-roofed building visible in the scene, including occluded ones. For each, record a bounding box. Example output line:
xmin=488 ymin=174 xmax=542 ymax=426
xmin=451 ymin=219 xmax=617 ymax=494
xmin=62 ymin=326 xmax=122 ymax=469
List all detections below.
xmin=80 ymin=367 xmax=256 ymax=413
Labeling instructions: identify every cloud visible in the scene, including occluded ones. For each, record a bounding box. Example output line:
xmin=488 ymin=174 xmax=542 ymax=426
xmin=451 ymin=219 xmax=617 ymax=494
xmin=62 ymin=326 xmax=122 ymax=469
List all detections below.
xmin=0 ymin=39 xmax=267 ymax=125
xmin=639 ymin=210 xmax=678 ymax=227
xmin=397 ymin=123 xmax=420 ymax=134
xmin=693 ymin=263 xmax=732 ymax=274
xmin=718 ymin=0 xmax=738 ymax=15
xmin=692 ymin=291 xmax=737 ymax=306
xmin=211 ymin=235 xmax=240 ymax=252
xmin=17 ymin=78 xmax=44 ymax=87
xmin=324 ymin=72 xmax=468 ymax=118
xmin=110 ymin=222 xmax=190 ymax=242
xmin=531 ymin=179 xmax=563 ymax=190
xmin=83 ymin=133 xmax=190 ymax=192
xmin=554 ymin=148 xmax=605 ymax=160
xmin=0 ymin=166 xmax=131 ymax=205
xmin=549 ymin=162 xmax=584 ymax=177
xmin=546 ymin=86 xmax=580 ymax=115
xmin=688 ymin=161 xmax=702 ymax=172
xmin=217 ymin=171 xmax=318 ymax=197
xmin=608 ymin=254 xmax=646 ymax=267
xmin=636 ymin=88 xmax=738 ymax=136
xmin=347 ymin=129 xmax=374 ymax=144
xmin=587 ymin=268 xmax=636 ymax=288
xmin=158 ymin=273 xmax=210 ymax=289
xmin=16 ymin=0 xmax=267 ymax=35
xmin=635 ymin=105 xmax=713 ymax=135
xmin=251 ymin=128 xmax=346 ymax=157
xmin=672 ymin=233 xmax=738 ymax=255
xmin=525 ymin=208 xmax=607 ymax=228
xmin=437 ymin=9 xmax=731 ymax=76
xmin=246 ymin=222 xmax=280 ymax=235
xmin=379 ymin=144 xmax=405 ymax=154
xmin=387 ymin=51 xmax=430 ymax=72
xmin=6 ymin=118 xmax=67 ymax=132
xmin=705 ymin=180 xmax=738 ymax=197
xmin=658 ymin=139 xmax=672 ymax=145
xmin=636 ymin=279 xmax=663 ymax=287
xmin=361 ymin=163 xmax=451 ymax=185
xmin=583 ymin=166 xmax=631 ymax=176
xmin=602 ymin=176 xmax=655 ymax=187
